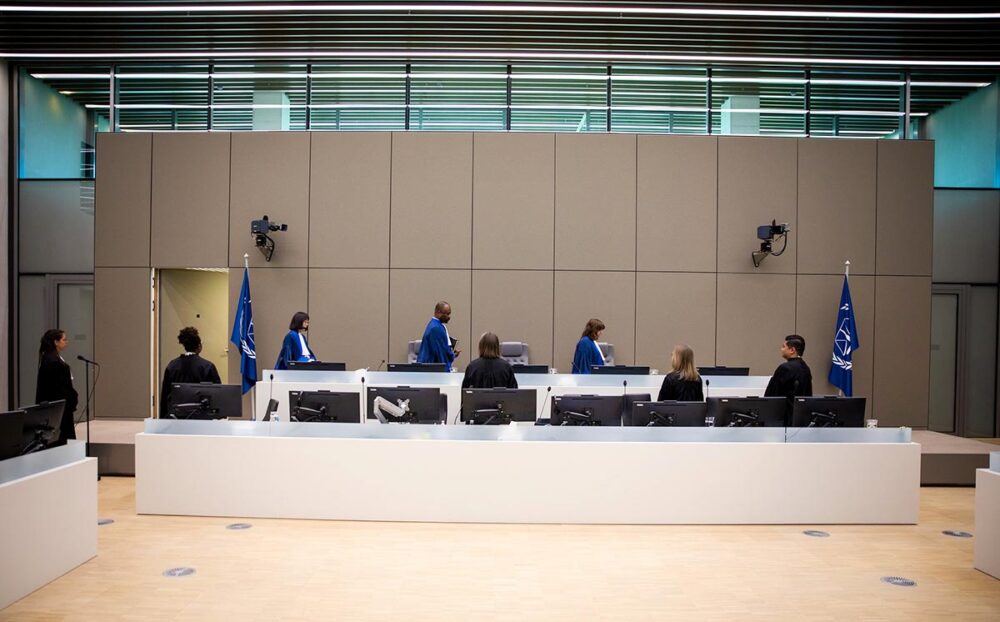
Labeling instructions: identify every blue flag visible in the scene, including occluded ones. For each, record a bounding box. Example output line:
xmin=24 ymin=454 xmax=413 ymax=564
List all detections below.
xmin=829 ymin=275 xmax=860 ymax=396
xmin=230 ymin=267 xmax=257 ymax=394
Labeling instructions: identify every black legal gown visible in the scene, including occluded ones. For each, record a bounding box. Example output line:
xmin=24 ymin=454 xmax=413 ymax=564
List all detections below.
xmin=461 ymin=357 xmax=519 ymax=389
xmin=160 ymin=353 xmax=222 ymax=418
xmin=657 ymin=372 xmax=704 ymax=402
xmin=764 ymin=357 xmax=814 ymax=417
xmin=35 ymin=352 xmax=79 ymax=442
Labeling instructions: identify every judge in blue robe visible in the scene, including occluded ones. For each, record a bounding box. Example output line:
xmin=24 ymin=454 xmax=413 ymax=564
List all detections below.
xmin=571 ymin=318 xmax=607 ymax=374
xmin=275 ymin=311 xmax=318 ymax=370
xmin=416 ymin=301 xmax=460 ymax=371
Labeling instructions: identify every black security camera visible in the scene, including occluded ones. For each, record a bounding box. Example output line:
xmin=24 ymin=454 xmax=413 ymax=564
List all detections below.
xmin=250 ymin=215 xmax=288 ymax=262
xmin=752 ymin=219 xmax=790 ymax=268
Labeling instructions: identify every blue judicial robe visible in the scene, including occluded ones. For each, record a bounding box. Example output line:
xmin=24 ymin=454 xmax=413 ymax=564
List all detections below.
xmin=571 ymin=337 xmax=604 ymax=374
xmin=416 ymin=317 xmax=455 ymax=371
xmin=274 ymin=330 xmax=317 ymax=370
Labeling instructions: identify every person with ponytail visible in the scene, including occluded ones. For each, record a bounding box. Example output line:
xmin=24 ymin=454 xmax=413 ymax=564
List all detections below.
xmin=35 ymin=329 xmax=79 ymax=442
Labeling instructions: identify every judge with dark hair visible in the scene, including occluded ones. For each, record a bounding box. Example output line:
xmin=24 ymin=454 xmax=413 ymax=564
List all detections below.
xmin=417 ymin=301 xmax=460 ymax=371
xmin=571 ymin=318 xmax=606 ymax=374
xmin=764 ymin=334 xmax=813 ymax=413
xmin=35 ymin=328 xmax=79 ymax=442
xmin=275 ymin=311 xmax=317 ymax=370
xmin=462 ymin=333 xmax=518 ymax=389
xmin=160 ymin=327 xmax=222 ymax=418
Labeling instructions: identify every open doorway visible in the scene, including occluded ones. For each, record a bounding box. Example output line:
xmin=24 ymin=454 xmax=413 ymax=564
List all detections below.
xmin=155 ymin=269 xmax=229 ymax=416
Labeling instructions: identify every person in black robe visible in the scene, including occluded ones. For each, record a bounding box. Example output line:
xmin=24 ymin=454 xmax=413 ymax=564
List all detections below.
xmin=764 ymin=334 xmax=813 ymax=415
xmin=657 ymin=344 xmax=704 ymax=401
xmin=161 ymin=326 xmax=222 ymax=418
xmin=35 ymin=329 xmax=79 ymax=443
xmin=462 ymin=332 xmax=519 ymax=389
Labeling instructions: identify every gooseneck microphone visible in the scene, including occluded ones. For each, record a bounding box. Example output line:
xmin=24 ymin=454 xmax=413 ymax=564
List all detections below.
xmin=77 ymin=354 xmax=99 ymax=365
xmin=538 ymin=386 xmax=553 ymax=423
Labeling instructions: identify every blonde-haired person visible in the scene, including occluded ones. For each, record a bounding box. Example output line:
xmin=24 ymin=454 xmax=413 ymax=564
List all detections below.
xmin=461 ymin=332 xmax=519 ymax=389
xmin=657 ymin=344 xmax=704 ymax=401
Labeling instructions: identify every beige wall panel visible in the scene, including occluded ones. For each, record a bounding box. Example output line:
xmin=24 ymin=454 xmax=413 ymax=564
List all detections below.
xmin=718 ymin=137 xmax=797 ymax=274
xmin=797 ymin=140 xmax=876 ymax=275
xmin=471 ymin=271 xmax=554 ymax=366
xmin=716 ymin=273 xmax=796 ymax=375
xmin=388 ymin=270 xmax=472 ymax=365
xmin=95 ymin=268 xmax=151 ymax=418
xmin=636 ymin=136 xmax=717 ymax=272
xmin=228 ymin=268 xmax=308 ymax=384
xmin=229 ymin=132 xmax=310 ymax=268
xmin=151 ymin=133 xmax=230 ymax=268
xmin=473 ymin=133 xmax=555 ymax=270
xmin=873 ymin=276 xmax=931 ymax=428
xmin=876 ymin=141 xmax=934 ymax=276
xmin=635 ymin=272 xmax=717 ymax=372
xmin=554 ymin=134 xmax=637 ymax=271
xmin=95 ymin=133 xmax=151 ymax=267
xmin=553 ymin=271 xmax=636 ymax=372
xmin=308 ymin=269 xmax=389 ymax=369
xmin=390 ymin=133 xmax=472 ymax=269
xmin=310 ymin=133 xmax=391 ymax=268
xmin=795 ymin=275 xmax=875 ymax=414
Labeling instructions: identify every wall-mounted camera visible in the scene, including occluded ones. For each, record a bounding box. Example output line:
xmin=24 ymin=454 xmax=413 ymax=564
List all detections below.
xmin=250 ymin=215 xmax=288 ymax=262
xmin=752 ymin=220 xmax=790 ymax=268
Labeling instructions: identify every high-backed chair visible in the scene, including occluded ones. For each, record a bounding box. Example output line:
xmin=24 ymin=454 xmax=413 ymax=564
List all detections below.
xmin=499 ymin=342 xmax=530 ymax=365
xmin=597 ymin=342 xmax=615 ymax=366
xmin=407 ymin=340 xmax=422 ymax=364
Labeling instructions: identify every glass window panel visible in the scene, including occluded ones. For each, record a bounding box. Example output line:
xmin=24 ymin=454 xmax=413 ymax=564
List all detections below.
xmin=711 ymin=67 xmax=806 ymax=137
xmin=211 ymin=63 xmax=307 ymax=131
xmin=809 ymin=70 xmax=902 ymax=139
xmin=116 ymin=64 xmax=209 ymax=132
xmin=310 ymin=63 xmax=405 ymax=131
xmin=611 ymin=65 xmax=707 ymax=134
xmin=18 ymin=65 xmax=110 ymax=178
xmin=410 ymin=64 xmax=506 ymax=131
xmin=18 ymin=180 xmax=95 ymax=273
xmin=511 ymin=65 xmax=607 ymax=132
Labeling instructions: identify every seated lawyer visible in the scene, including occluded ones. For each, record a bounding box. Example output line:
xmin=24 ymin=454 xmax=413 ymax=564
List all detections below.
xmin=571 ymin=318 xmax=606 ymax=374
xmin=275 ymin=311 xmax=318 ymax=370
xmin=764 ymin=334 xmax=813 ymax=413
xmin=417 ymin=301 xmax=461 ymax=371
xmin=462 ymin=333 xmax=519 ymax=389
xmin=657 ymin=344 xmax=704 ymax=402
xmin=160 ymin=327 xmax=222 ymax=418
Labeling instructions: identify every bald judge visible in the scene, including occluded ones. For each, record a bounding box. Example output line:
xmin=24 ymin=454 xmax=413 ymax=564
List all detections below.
xmin=416 ymin=301 xmax=462 ymax=371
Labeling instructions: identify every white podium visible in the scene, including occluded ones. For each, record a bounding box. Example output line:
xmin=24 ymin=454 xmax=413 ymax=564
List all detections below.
xmin=0 ymin=441 xmax=97 ymax=609
xmin=975 ymin=452 xmax=1000 ymax=580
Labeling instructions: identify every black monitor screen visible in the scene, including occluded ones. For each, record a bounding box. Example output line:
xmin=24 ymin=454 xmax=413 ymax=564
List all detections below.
xmin=551 ymin=395 xmax=622 ymax=426
xmin=512 ymin=364 xmax=549 ymax=375
xmin=460 ymin=388 xmax=537 ymax=424
xmin=289 ymin=391 xmax=361 ymax=423
xmin=287 ymin=361 xmax=347 ymax=372
xmin=386 ymin=362 xmax=448 ymax=373
xmin=791 ymin=397 xmax=866 ymax=428
xmin=621 ymin=393 xmax=652 ymax=425
xmin=20 ymin=401 xmax=66 ymax=452
xmin=0 ymin=411 xmax=27 ymax=460
xmin=708 ymin=397 xmax=787 ymax=427
xmin=167 ymin=383 xmax=242 ymax=419
xmin=630 ymin=401 xmax=709 ymax=427
xmin=591 ymin=365 xmax=651 ymax=376
xmin=367 ymin=386 xmax=446 ymax=424
xmin=697 ymin=366 xmax=750 ymax=377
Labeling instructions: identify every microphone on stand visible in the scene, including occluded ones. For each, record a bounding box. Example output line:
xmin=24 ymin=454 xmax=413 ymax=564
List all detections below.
xmin=537 ymin=386 xmax=553 ymax=424
xmin=76 ymin=354 xmax=99 ymax=365
xmin=374 ymin=359 xmax=386 ymax=372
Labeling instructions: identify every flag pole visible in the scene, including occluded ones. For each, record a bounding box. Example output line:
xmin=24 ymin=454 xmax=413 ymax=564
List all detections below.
xmin=244 ymin=253 xmax=256 ymax=422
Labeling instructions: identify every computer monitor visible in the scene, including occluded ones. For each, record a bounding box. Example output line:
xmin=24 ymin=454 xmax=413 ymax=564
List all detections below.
xmin=621 ymin=393 xmax=652 ymax=426
xmin=287 ymin=361 xmax=347 ymax=371
xmin=167 ymin=383 xmax=242 ymax=420
xmin=0 ymin=411 xmax=27 ymax=460
xmin=512 ymin=364 xmax=549 ymax=375
xmin=591 ymin=365 xmax=651 ymax=376
xmin=697 ymin=366 xmax=750 ymax=376
xmin=20 ymin=401 xmax=66 ymax=453
xmin=790 ymin=396 xmax=866 ymax=428
xmin=460 ymin=388 xmax=537 ymax=424
xmin=386 ymin=362 xmax=448 ymax=373
xmin=708 ymin=397 xmax=787 ymax=427
xmin=288 ymin=390 xmax=361 ymax=423
xmin=630 ymin=401 xmax=709 ymax=427
xmin=367 ymin=386 xmax=447 ymax=424
xmin=550 ymin=395 xmax=623 ymax=426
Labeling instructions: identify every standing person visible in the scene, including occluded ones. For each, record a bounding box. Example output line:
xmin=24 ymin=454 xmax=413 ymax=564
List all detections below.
xmin=275 ymin=311 xmax=317 ymax=370
xmin=35 ymin=329 xmax=79 ymax=442
xmin=160 ymin=327 xmax=222 ymax=418
xmin=764 ymin=334 xmax=813 ymax=413
xmin=462 ymin=333 xmax=518 ymax=389
xmin=417 ymin=301 xmax=461 ymax=371
xmin=657 ymin=344 xmax=704 ymax=401
xmin=571 ymin=318 xmax=606 ymax=374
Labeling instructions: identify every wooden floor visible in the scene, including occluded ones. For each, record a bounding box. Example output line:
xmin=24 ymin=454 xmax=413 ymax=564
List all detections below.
xmin=2 ymin=479 xmax=998 ymax=621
